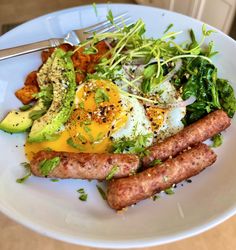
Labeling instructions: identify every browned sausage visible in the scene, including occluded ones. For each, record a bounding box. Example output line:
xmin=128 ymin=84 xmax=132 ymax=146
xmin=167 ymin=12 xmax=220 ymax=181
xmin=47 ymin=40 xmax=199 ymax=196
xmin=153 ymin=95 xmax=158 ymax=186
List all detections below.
xmin=142 ymin=110 xmax=230 ymax=167
xmin=107 ymin=143 xmax=216 ymax=210
xmin=30 ymin=151 xmax=140 ymax=180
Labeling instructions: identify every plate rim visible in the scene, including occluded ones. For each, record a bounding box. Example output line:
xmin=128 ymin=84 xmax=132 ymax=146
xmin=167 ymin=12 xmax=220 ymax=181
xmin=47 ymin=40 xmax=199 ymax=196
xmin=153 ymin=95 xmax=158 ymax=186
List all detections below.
xmin=0 ymin=3 xmax=236 ymax=248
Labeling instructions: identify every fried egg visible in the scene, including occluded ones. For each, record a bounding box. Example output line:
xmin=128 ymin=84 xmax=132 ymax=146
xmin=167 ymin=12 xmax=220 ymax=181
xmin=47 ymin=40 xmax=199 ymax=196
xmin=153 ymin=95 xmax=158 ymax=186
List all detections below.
xmin=25 ymin=79 xmax=185 ymax=160
xmin=25 ymin=80 xmax=152 ymax=159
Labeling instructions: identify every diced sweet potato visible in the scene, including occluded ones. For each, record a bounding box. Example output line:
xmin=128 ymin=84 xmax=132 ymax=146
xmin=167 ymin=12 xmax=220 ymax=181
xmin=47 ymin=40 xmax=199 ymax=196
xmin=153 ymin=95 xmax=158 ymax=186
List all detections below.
xmin=24 ymin=71 xmax=38 ymax=87
xmin=90 ymin=41 xmax=110 ymax=63
xmin=76 ymin=72 xmax=86 ymax=84
xmin=72 ymin=48 xmax=91 ymax=72
xmin=59 ymin=43 xmax=74 ymax=52
xmin=15 ymin=85 xmax=39 ymax=105
xmin=41 ymin=48 xmax=55 ymax=63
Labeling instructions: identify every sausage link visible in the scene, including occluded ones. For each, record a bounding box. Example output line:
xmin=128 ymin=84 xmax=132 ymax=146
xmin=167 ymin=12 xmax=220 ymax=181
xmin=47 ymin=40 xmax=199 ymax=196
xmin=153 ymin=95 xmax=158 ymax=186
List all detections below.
xmin=107 ymin=143 xmax=216 ymax=210
xmin=30 ymin=151 xmax=140 ymax=180
xmin=142 ymin=110 xmax=230 ymax=167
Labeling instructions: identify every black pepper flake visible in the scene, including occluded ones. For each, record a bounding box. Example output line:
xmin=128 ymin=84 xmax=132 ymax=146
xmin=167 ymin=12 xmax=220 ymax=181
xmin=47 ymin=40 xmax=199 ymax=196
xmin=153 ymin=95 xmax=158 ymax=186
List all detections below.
xmin=186 ymin=179 xmax=192 ymax=183
xmin=111 ymin=125 xmax=115 ymax=129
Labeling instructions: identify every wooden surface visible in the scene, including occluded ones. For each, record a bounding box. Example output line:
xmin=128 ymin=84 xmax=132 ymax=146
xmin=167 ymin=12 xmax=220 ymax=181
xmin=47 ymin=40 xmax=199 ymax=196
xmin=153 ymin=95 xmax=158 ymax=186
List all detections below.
xmin=1 ymin=0 xmax=236 ymax=249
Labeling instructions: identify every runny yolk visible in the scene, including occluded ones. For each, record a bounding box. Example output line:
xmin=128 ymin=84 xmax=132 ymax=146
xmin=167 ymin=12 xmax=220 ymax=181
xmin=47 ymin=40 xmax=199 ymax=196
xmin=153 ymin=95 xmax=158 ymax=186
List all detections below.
xmin=25 ymin=79 xmax=128 ymax=160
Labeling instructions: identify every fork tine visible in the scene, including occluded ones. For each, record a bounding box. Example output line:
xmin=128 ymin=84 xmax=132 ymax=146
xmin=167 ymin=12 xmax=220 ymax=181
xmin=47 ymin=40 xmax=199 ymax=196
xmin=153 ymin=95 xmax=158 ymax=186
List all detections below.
xmin=84 ymin=16 xmax=132 ymax=34
xmin=99 ymin=21 xmax=135 ymax=34
xmin=86 ymin=21 xmax=135 ymax=39
xmin=84 ymin=12 xmax=128 ymax=33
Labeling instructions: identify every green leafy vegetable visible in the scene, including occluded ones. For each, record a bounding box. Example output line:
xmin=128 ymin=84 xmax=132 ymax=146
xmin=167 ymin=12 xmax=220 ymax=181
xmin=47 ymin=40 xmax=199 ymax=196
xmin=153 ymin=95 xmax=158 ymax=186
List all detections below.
xmin=95 ymin=88 xmax=109 ymax=104
xmin=39 ymin=157 xmax=60 ymax=176
xmin=216 ymin=79 xmax=236 ymax=118
xmin=19 ymin=104 xmax=33 ymax=111
xmin=106 ymin=165 xmax=119 ymax=180
xmin=96 ymin=184 xmax=107 ymax=200
xmin=211 ymin=133 xmax=223 ymax=148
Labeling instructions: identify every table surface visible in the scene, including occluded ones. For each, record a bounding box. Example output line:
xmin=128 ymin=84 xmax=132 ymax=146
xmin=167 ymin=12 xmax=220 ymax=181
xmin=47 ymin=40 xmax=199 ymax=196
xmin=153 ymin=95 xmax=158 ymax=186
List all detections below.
xmin=1 ymin=0 xmax=236 ymax=249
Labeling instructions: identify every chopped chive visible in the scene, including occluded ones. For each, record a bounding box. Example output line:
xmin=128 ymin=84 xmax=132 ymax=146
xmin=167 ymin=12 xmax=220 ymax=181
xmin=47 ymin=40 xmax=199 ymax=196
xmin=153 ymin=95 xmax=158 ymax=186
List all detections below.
xmin=96 ymin=185 xmax=107 ymax=200
xmin=16 ymin=173 xmax=31 ymax=184
xmin=79 ymin=193 xmax=88 ymax=201
xmin=106 ymin=165 xmax=119 ymax=180
xmin=164 ymin=188 xmax=175 ymax=195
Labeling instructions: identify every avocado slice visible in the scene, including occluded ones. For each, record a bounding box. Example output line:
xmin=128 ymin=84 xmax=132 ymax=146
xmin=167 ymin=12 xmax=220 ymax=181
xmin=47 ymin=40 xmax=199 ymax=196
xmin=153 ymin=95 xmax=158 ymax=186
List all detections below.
xmin=27 ymin=48 xmax=76 ymax=142
xmin=0 ymin=101 xmax=44 ymax=133
xmin=0 ymin=52 xmax=55 ymax=134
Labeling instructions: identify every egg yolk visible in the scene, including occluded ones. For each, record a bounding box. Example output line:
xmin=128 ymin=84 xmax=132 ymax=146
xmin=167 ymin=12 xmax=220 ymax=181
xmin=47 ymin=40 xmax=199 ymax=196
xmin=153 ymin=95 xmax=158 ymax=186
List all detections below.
xmin=25 ymin=80 xmax=128 ymax=160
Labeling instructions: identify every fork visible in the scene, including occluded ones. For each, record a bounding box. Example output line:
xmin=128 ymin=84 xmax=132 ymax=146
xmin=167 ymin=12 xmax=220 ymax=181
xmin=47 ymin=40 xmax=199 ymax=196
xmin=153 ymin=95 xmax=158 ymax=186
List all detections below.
xmin=0 ymin=13 xmax=131 ymax=61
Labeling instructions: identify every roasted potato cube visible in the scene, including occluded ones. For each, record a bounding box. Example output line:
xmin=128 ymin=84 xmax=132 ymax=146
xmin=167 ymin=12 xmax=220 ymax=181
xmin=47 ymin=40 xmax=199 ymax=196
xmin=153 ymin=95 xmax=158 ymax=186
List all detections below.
xmin=15 ymin=85 xmax=39 ymax=104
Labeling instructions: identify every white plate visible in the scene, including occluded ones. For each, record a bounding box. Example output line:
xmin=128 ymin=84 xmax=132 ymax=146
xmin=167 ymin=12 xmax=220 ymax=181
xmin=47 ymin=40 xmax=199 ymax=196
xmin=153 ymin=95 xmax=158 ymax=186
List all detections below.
xmin=0 ymin=3 xmax=236 ymax=248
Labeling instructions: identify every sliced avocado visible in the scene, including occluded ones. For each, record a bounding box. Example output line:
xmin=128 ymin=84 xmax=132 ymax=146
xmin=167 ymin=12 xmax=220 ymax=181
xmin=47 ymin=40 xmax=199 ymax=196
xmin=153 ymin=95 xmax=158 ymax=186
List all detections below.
xmin=0 ymin=101 xmax=44 ymax=133
xmin=0 ymin=51 xmax=55 ymax=134
xmin=28 ymin=48 xmax=76 ymax=142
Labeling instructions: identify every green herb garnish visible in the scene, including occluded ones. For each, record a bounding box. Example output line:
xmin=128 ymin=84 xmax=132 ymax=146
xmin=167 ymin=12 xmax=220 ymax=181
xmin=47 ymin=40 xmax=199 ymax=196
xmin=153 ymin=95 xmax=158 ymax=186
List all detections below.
xmin=67 ymin=137 xmax=84 ymax=150
xmin=29 ymin=108 xmax=47 ymax=121
xmin=19 ymin=104 xmax=33 ymax=111
xmin=39 ymin=157 xmax=60 ymax=176
xmin=164 ymin=188 xmax=175 ymax=195
xmin=96 ymin=184 xmax=107 ymax=200
xmin=50 ymin=179 xmax=59 ymax=182
xmin=112 ymin=133 xmax=152 ymax=156
xmin=211 ymin=133 xmax=223 ymax=148
xmin=95 ymin=88 xmax=109 ymax=104
xmin=164 ymin=23 xmax=173 ymax=33
xmin=78 ymin=102 xmax=85 ymax=109
xmin=79 ymin=193 xmax=88 ymax=201
xmin=16 ymin=173 xmax=31 ymax=183
xmin=93 ymin=3 xmax=98 ymax=16
xmin=16 ymin=162 xmax=31 ymax=184
xmin=106 ymin=165 xmax=119 ymax=180
xmin=149 ymin=159 xmax=162 ymax=167
xmin=107 ymin=9 xmax=114 ymax=24
xmin=77 ymin=188 xmax=88 ymax=201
